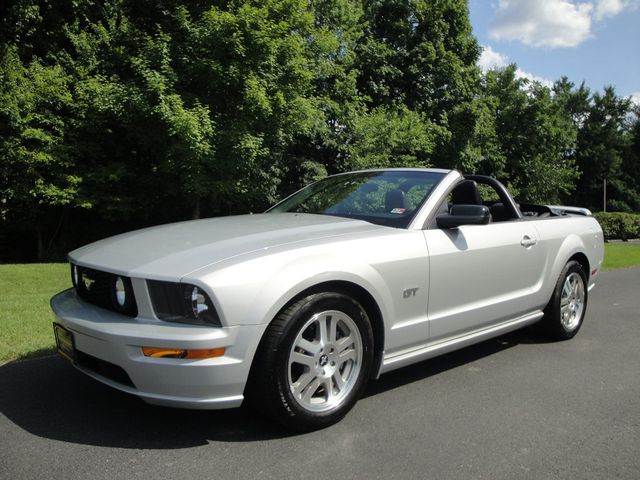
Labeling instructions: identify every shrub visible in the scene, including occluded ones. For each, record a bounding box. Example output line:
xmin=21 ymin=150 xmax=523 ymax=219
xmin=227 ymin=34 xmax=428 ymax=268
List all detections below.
xmin=594 ymin=212 xmax=640 ymax=241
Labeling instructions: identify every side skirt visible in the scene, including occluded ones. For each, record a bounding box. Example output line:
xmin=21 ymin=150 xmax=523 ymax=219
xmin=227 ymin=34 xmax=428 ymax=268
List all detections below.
xmin=378 ymin=310 xmax=544 ymax=375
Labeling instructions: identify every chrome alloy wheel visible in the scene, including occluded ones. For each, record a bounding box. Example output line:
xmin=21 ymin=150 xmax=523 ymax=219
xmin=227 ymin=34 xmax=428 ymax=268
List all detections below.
xmin=287 ymin=310 xmax=363 ymax=413
xmin=560 ymin=272 xmax=585 ymax=331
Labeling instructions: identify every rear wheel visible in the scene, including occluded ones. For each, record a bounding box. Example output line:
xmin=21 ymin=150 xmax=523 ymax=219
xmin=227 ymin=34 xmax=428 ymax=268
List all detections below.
xmin=543 ymin=260 xmax=588 ymax=340
xmin=246 ymin=292 xmax=374 ymax=431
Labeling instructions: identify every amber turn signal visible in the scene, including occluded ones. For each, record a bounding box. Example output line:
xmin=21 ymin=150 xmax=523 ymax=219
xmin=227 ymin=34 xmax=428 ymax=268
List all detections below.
xmin=142 ymin=347 xmax=225 ymax=359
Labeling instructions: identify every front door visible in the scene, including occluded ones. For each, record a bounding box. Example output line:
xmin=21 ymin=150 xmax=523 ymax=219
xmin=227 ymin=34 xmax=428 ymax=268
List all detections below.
xmin=424 ymin=221 xmax=547 ymax=342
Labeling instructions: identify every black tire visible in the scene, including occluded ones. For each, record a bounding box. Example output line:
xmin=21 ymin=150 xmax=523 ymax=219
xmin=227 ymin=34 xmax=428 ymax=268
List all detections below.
xmin=543 ymin=260 xmax=588 ymax=340
xmin=245 ymin=292 xmax=374 ymax=432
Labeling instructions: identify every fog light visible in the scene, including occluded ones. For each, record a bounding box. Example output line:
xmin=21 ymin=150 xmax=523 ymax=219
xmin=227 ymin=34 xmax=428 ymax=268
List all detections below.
xmin=114 ymin=277 xmax=126 ymax=307
xmin=142 ymin=347 xmax=225 ymax=359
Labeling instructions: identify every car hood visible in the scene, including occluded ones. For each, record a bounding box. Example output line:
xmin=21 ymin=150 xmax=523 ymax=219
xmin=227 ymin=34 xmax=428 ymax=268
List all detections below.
xmin=69 ymin=213 xmax=383 ymax=279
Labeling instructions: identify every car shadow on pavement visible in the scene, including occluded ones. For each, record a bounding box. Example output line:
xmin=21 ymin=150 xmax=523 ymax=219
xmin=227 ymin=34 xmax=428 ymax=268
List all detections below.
xmin=0 ymin=355 xmax=288 ymax=448
xmin=0 ymin=326 xmax=550 ymax=448
xmin=363 ymin=325 xmax=553 ymax=397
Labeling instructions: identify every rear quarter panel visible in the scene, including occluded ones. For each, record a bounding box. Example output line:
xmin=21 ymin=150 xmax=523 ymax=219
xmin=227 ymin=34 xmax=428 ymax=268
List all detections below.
xmin=528 ymin=215 xmax=604 ymax=309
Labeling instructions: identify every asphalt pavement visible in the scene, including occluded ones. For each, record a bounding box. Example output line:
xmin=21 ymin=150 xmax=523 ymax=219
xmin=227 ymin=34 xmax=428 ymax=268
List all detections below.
xmin=1 ymin=267 xmax=639 ymax=480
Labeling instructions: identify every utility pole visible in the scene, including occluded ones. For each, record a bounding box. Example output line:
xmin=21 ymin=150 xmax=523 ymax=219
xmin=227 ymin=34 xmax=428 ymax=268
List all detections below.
xmin=603 ymin=177 xmax=607 ymax=212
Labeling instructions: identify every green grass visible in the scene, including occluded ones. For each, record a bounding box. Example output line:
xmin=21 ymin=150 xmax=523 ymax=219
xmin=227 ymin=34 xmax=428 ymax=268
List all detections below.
xmin=0 ymin=263 xmax=70 ymax=363
xmin=1 ymin=246 xmax=639 ymax=363
xmin=602 ymin=243 xmax=640 ymax=271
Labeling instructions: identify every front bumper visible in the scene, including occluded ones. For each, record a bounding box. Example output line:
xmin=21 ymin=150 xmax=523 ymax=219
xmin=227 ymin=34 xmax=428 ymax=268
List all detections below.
xmin=50 ymin=289 xmax=266 ymax=409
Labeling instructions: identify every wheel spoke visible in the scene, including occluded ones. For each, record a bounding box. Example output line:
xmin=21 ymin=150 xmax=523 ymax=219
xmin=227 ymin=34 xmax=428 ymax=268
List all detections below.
xmin=329 ymin=317 xmax=338 ymax=343
xmin=290 ymin=351 xmax=315 ymax=369
xmin=319 ymin=316 xmax=330 ymax=344
xmin=573 ymin=278 xmax=582 ymax=297
xmin=336 ymin=333 xmax=354 ymax=353
xmin=296 ymin=338 xmax=319 ymax=355
xmin=338 ymin=348 xmax=356 ymax=365
xmin=333 ymin=371 xmax=346 ymax=391
xmin=293 ymin=373 xmax=316 ymax=398
xmin=322 ymin=378 xmax=334 ymax=399
xmin=302 ymin=377 xmax=321 ymax=402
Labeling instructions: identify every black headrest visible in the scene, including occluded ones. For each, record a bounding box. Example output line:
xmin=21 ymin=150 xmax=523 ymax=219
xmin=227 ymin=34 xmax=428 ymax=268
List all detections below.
xmin=451 ymin=180 xmax=481 ymax=205
xmin=490 ymin=202 xmax=520 ymax=221
xmin=385 ymin=189 xmax=406 ymax=212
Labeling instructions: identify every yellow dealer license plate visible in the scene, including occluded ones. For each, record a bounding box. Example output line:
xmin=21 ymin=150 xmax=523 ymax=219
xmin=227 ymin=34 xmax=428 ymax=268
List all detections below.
xmin=53 ymin=323 xmax=75 ymax=363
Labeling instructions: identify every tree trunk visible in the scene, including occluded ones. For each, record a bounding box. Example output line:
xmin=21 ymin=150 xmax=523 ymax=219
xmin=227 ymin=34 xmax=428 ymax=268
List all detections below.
xmin=36 ymin=229 xmax=44 ymax=261
xmin=192 ymin=197 xmax=201 ymax=219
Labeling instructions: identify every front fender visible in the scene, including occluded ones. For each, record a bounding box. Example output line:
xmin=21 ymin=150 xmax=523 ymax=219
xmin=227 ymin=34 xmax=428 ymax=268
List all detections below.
xmin=250 ymin=253 xmax=394 ymax=331
xmin=185 ymin=228 xmax=430 ymax=363
xmin=188 ymin=250 xmax=395 ymax=330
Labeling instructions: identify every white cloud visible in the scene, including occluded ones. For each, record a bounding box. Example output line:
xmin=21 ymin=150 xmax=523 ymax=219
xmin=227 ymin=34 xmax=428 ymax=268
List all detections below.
xmin=630 ymin=92 xmax=640 ymax=106
xmin=488 ymin=0 xmax=640 ymax=48
xmin=489 ymin=0 xmax=593 ymax=48
xmin=594 ymin=0 xmax=640 ymax=20
xmin=478 ymin=45 xmax=553 ymax=88
xmin=478 ymin=45 xmax=509 ymax=71
xmin=594 ymin=0 xmax=625 ymax=18
xmin=514 ymin=68 xmax=554 ymax=88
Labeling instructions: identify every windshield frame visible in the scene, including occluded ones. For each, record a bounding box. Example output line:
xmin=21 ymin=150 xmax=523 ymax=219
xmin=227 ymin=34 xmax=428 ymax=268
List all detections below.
xmin=266 ymin=169 xmax=448 ymax=229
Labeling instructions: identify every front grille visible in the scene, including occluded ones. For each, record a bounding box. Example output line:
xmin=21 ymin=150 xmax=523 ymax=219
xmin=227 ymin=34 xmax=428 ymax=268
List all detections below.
xmin=74 ymin=265 xmax=138 ymax=317
xmin=76 ymin=350 xmax=136 ymax=388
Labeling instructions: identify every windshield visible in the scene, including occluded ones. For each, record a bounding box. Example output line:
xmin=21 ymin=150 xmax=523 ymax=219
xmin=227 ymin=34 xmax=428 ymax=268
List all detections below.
xmin=268 ymin=170 xmax=446 ymax=228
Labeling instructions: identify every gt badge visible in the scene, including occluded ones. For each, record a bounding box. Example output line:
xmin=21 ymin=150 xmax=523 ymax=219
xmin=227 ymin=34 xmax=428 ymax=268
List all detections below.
xmin=403 ymin=287 xmax=418 ymax=298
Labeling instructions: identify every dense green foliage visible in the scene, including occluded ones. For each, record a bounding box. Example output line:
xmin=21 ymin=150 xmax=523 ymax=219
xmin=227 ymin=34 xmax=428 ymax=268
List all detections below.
xmin=594 ymin=212 xmax=640 ymax=241
xmin=473 ymin=69 xmax=580 ymax=202
xmin=0 ymin=0 xmax=639 ymax=260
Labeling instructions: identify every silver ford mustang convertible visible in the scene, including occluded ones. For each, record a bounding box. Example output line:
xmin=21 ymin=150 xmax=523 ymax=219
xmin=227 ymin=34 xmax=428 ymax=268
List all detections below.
xmin=51 ymin=168 xmax=604 ymax=430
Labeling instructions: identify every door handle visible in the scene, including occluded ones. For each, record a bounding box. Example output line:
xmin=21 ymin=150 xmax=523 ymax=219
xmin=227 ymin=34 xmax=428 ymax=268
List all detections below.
xmin=520 ymin=235 xmax=537 ymax=248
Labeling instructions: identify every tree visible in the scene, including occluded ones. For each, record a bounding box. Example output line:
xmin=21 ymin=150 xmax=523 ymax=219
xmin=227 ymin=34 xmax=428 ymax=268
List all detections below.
xmin=281 ymin=0 xmax=480 ymax=187
xmin=574 ymin=87 xmax=633 ymax=211
xmin=3 ymin=0 xmax=636 ymax=261
xmin=0 ymin=45 xmax=83 ymax=258
xmin=472 ymin=65 xmax=578 ymax=203
xmin=620 ymin=108 xmax=640 ymax=211
xmin=353 ymin=0 xmax=481 ymax=170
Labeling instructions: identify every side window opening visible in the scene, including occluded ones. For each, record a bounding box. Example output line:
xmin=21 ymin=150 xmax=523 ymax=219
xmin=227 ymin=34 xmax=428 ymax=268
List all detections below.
xmin=428 ymin=176 xmax=522 ymax=229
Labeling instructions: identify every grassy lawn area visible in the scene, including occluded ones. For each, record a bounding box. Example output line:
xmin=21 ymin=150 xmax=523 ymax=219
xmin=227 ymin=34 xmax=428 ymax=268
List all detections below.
xmin=0 ymin=263 xmax=70 ymax=363
xmin=1 ymin=243 xmax=639 ymax=364
xmin=602 ymin=242 xmax=640 ymax=271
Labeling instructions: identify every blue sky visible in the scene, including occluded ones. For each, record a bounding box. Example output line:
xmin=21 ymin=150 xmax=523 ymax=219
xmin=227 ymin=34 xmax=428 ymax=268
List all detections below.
xmin=469 ymin=0 xmax=640 ymax=104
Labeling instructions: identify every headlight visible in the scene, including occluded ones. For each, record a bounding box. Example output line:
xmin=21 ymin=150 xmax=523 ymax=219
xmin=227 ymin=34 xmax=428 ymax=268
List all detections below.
xmin=190 ymin=286 xmax=209 ymax=317
xmin=147 ymin=280 xmax=221 ymax=327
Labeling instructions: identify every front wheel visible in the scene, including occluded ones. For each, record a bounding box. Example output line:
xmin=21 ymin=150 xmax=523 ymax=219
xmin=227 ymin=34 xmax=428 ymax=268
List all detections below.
xmin=246 ymin=292 xmax=374 ymax=431
xmin=543 ymin=260 xmax=588 ymax=340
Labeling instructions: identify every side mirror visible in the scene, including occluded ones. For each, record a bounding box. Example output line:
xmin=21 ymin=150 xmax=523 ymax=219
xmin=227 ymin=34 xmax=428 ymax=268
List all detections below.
xmin=436 ymin=204 xmax=491 ymax=229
